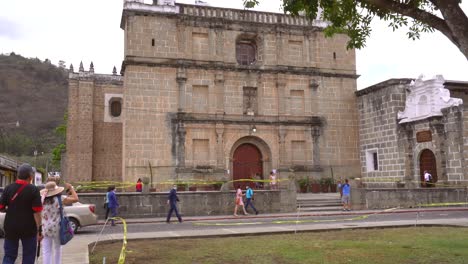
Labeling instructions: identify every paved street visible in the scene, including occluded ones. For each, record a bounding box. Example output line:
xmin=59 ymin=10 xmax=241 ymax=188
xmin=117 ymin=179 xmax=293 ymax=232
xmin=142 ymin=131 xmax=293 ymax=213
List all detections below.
xmin=79 ymin=209 xmax=468 ymax=235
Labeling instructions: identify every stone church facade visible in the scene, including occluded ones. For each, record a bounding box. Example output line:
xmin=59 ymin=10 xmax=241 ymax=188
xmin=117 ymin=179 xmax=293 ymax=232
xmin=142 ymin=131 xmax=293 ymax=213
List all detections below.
xmin=357 ymin=76 xmax=467 ymax=188
xmin=65 ymin=0 xmax=361 ymax=186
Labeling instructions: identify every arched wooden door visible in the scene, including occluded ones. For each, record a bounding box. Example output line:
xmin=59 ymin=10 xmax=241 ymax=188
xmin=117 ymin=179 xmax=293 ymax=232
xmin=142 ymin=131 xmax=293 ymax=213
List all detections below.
xmin=420 ymin=149 xmax=437 ymax=187
xmin=233 ymin=143 xmax=262 ymax=189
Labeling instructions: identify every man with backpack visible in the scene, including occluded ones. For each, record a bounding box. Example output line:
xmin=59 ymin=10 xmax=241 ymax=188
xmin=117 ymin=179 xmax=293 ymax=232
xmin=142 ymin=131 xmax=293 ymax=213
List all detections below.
xmin=0 ymin=164 xmax=43 ymax=264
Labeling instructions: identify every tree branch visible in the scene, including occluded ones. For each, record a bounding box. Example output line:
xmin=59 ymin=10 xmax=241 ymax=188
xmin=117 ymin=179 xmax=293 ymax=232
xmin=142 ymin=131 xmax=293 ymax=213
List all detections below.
xmin=360 ymin=0 xmax=459 ymax=47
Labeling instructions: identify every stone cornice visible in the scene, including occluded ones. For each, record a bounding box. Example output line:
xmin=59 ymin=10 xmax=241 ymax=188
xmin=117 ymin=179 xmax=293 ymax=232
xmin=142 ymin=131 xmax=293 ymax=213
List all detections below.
xmin=121 ymin=2 xmax=328 ymax=32
xmin=172 ymin=112 xmax=324 ymax=127
xmin=355 ymin=78 xmax=413 ymax=97
xmin=121 ymin=56 xmax=358 ymax=79
xmin=69 ymin=72 xmax=124 ymax=86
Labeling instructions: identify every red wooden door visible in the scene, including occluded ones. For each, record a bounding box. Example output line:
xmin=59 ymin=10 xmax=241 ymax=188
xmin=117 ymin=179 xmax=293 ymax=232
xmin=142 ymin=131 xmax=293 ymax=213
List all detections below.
xmin=420 ymin=149 xmax=437 ymax=187
xmin=233 ymin=143 xmax=262 ymax=189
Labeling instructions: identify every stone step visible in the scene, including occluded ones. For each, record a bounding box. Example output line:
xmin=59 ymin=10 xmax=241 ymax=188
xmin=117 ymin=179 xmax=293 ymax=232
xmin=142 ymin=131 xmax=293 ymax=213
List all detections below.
xmin=297 ymin=203 xmax=342 ymax=208
xmin=297 ymin=199 xmax=342 ymax=203
xmin=297 ymin=206 xmax=343 ymax=212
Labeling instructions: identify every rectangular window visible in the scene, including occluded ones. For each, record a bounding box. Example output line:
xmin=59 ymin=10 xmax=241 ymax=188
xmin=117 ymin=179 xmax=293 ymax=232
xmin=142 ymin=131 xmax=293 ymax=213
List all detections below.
xmin=366 ymin=149 xmax=379 ymax=172
xmin=373 ymin=152 xmax=378 ymax=171
xmin=243 ymin=87 xmax=258 ymax=115
xmin=192 ymin=85 xmax=209 ymax=113
xmin=290 ymin=90 xmax=305 ymax=115
xmin=193 ymin=139 xmax=209 ymax=165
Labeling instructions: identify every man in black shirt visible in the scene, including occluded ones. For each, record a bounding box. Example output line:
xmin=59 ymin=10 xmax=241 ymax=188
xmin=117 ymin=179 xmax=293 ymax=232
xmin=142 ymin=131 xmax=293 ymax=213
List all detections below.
xmin=0 ymin=164 xmax=43 ymax=264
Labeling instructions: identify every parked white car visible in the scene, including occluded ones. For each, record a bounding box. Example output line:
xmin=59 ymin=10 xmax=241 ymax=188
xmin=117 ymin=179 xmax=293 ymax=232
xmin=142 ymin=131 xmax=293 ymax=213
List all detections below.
xmin=0 ymin=202 xmax=97 ymax=236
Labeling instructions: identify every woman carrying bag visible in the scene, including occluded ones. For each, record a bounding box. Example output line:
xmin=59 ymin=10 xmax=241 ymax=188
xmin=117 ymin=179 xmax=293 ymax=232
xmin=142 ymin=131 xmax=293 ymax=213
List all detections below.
xmin=40 ymin=181 xmax=79 ymax=264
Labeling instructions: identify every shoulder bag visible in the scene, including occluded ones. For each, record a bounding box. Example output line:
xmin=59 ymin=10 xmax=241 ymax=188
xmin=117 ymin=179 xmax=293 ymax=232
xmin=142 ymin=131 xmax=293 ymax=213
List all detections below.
xmin=57 ymin=197 xmax=74 ymax=245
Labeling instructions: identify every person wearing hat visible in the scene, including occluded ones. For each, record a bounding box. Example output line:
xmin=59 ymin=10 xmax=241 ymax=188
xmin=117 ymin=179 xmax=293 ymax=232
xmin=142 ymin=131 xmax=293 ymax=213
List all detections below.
xmin=40 ymin=181 xmax=78 ymax=264
xmin=0 ymin=164 xmax=43 ymax=264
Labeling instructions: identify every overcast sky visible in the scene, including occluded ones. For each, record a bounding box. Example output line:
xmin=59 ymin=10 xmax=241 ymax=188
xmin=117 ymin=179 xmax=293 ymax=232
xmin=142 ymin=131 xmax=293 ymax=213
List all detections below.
xmin=0 ymin=0 xmax=467 ymax=89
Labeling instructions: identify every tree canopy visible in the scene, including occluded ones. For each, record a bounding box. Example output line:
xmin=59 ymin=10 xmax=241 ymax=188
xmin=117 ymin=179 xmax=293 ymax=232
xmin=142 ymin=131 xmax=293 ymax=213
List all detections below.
xmin=244 ymin=0 xmax=468 ymax=60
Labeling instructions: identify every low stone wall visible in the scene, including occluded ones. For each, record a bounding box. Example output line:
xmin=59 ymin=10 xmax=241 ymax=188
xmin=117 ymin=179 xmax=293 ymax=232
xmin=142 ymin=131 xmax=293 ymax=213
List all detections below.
xmin=77 ymin=190 xmax=296 ymax=219
xmin=351 ymin=188 xmax=468 ymax=209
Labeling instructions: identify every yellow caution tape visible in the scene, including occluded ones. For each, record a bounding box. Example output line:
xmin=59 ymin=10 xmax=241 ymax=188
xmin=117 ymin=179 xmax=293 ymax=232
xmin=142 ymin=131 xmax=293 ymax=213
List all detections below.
xmin=108 ymin=217 xmax=128 ymax=264
xmin=417 ymin=202 xmax=468 ymax=207
xmin=72 ymin=178 xmax=289 ymax=191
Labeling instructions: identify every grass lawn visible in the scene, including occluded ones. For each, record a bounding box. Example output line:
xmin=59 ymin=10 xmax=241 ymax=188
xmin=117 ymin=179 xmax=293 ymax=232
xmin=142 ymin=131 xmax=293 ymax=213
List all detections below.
xmin=89 ymin=227 xmax=468 ymax=264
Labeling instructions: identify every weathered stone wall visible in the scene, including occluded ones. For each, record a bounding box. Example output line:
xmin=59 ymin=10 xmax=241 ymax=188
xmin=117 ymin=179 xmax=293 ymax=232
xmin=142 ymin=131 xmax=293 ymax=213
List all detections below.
xmin=121 ymin=3 xmax=361 ymax=185
xmin=446 ymin=88 xmax=468 ymax=183
xmin=357 ymin=79 xmax=466 ymax=188
xmin=356 ymin=80 xmax=410 ymax=187
xmin=351 ymin=187 xmax=468 ymax=209
xmin=65 ymin=72 xmax=123 ymax=183
xmin=77 ymin=190 xmax=295 ymax=219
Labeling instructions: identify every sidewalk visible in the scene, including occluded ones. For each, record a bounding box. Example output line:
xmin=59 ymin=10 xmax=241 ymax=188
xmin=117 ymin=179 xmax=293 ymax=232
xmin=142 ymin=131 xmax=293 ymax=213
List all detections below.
xmin=96 ymin=206 xmax=468 ymax=225
xmin=2 ymin=206 xmax=468 ymax=264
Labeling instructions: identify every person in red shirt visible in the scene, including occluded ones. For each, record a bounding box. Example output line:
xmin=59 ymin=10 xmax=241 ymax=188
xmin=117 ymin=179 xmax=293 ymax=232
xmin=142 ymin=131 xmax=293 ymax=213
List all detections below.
xmin=0 ymin=164 xmax=43 ymax=264
xmin=136 ymin=178 xmax=143 ymax=192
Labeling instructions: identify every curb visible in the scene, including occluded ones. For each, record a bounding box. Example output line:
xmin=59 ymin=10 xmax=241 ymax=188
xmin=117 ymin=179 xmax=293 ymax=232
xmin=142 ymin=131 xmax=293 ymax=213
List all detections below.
xmin=94 ymin=207 xmax=468 ymax=226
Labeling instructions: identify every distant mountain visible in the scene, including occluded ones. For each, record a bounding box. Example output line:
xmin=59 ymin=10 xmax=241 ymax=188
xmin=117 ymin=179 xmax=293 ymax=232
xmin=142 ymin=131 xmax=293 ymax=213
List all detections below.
xmin=0 ymin=53 xmax=68 ymax=156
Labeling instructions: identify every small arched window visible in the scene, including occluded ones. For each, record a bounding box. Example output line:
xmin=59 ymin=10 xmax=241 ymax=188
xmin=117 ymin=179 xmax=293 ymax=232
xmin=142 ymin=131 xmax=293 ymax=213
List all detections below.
xmin=236 ymin=40 xmax=256 ymax=65
xmin=110 ymin=100 xmax=122 ymax=117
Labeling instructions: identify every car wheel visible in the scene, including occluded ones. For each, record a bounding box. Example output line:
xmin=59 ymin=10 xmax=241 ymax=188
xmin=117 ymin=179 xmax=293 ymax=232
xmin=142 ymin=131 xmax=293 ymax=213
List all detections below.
xmin=69 ymin=218 xmax=79 ymax=234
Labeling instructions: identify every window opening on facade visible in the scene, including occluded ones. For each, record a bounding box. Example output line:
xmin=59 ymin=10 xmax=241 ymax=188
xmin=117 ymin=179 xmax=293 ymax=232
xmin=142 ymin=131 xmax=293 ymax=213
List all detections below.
xmin=110 ymin=100 xmax=122 ymax=117
xmin=366 ymin=149 xmax=379 ymax=172
xmin=236 ymin=40 xmax=256 ymax=65
xmin=152 ymin=38 xmax=155 ymax=47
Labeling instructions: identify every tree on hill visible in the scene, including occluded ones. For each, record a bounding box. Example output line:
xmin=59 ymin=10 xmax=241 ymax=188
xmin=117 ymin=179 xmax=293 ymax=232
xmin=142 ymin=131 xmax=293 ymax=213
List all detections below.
xmin=244 ymin=0 xmax=468 ymax=60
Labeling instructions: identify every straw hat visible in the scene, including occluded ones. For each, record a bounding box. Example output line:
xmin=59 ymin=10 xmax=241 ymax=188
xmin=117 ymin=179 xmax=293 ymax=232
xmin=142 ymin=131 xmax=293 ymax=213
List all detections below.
xmin=40 ymin=181 xmax=64 ymax=197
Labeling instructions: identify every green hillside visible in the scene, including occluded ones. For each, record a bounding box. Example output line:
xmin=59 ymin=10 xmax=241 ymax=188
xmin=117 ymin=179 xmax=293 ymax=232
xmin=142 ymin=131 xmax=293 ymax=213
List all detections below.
xmin=0 ymin=53 xmax=68 ymax=159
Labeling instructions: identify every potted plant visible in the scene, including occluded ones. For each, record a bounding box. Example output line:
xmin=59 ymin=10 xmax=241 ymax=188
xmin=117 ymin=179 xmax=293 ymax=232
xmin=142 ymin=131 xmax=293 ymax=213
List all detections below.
xmin=310 ymin=179 xmax=321 ymax=193
xmin=188 ymin=184 xmax=197 ymax=191
xmin=142 ymin=177 xmax=150 ymax=193
xmin=213 ymin=181 xmax=223 ymax=191
xmin=320 ymin=177 xmax=330 ymax=193
xmin=177 ymin=183 xmax=187 ymax=192
xmin=396 ymin=180 xmax=405 ymax=188
xmin=328 ymin=178 xmax=337 ymax=192
xmin=298 ymin=178 xmax=309 ymax=193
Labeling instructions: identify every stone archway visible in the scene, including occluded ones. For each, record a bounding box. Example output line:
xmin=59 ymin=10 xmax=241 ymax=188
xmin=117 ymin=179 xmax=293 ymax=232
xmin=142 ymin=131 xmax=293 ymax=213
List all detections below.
xmin=229 ymin=136 xmax=272 ymax=189
xmin=419 ymin=149 xmax=437 ymax=187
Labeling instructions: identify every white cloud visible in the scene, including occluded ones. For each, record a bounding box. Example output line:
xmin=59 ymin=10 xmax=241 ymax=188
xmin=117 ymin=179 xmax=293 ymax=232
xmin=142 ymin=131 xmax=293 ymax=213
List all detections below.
xmin=0 ymin=0 xmax=466 ymax=88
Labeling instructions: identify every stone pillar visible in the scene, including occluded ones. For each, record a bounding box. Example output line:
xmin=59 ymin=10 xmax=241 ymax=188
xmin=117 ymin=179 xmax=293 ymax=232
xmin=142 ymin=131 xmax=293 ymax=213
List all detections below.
xmin=278 ymin=126 xmax=287 ymax=168
xmin=215 ymin=30 xmax=224 ymax=60
xmin=216 ymin=124 xmax=225 ymax=168
xmin=442 ymin=107 xmax=464 ymax=184
xmin=312 ymin=126 xmax=321 ymax=168
xmin=215 ymin=71 xmax=225 ymax=114
xmin=277 ymin=76 xmax=286 ymax=116
xmin=276 ymin=31 xmax=284 ymax=65
xmin=309 ymin=78 xmax=319 ymax=115
xmin=176 ymin=122 xmax=186 ymax=167
xmin=177 ymin=68 xmax=187 ymax=112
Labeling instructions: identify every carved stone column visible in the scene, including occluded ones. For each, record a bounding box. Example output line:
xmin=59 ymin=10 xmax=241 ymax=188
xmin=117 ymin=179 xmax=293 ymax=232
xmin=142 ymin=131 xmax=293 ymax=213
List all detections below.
xmin=278 ymin=126 xmax=287 ymax=168
xmin=312 ymin=126 xmax=321 ymax=168
xmin=177 ymin=122 xmax=186 ymax=167
xmin=309 ymin=78 xmax=319 ymax=115
xmin=215 ymin=71 xmax=225 ymax=114
xmin=277 ymin=75 xmax=286 ymax=116
xmin=215 ymin=124 xmax=225 ymax=168
xmin=177 ymin=68 xmax=187 ymax=112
